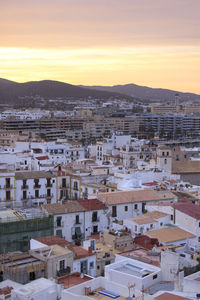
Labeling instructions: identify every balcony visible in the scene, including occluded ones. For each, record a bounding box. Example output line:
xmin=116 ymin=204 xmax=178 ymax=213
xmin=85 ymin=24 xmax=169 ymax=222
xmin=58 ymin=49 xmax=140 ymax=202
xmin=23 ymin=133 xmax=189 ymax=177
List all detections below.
xmin=74 ymin=219 xmax=82 ymax=226
xmin=46 ymin=183 xmax=53 ymax=188
xmin=21 ymin=185 xmax=28 ymax=190
xmin=34 ymin=184 xmax=41 ymax=189
xmin=54 ymin=221 xmax=64 ymax=227
xmin=92 ymin=217 xmax=100 ymax=223
xmin=60 ymin=184 xmax=69 ymax=189
xmin=4 ymin=184 xmax=14 ymax=189
xmin=57 ymin=267 xmax=71 ymax=277
xmin=46 ymin=194 xmax=53 ymax=199
xmin=73 ymin=186 xmax=79 ymax=191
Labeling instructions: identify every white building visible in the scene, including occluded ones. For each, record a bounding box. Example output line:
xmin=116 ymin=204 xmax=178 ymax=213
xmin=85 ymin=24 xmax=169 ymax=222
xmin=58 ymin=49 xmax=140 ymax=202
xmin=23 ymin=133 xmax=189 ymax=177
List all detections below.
xmin=15 ymin=170 xmax=57 ymax=207
xmin=105 ymin=257 xmax=162 ymax=291
xmin=11 ymin=278 xmax=61 ymax=300
xmin=43 ymin=199 xmax=109 ymax=242
xmin=124 ymin=211 xmax=171 ymax=236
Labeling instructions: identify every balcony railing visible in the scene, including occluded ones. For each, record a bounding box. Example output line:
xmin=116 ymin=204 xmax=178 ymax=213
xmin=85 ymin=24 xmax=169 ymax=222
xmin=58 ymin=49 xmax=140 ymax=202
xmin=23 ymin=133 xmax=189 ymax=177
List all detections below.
xmin=46 ymin=194 xmax=53 ymax=199
xmin=54 ymin=221 xmax=64 ymax=227
xmin=57 ymin=267 xmax=71 ymax=277
xmin=92 ymin=217 xmax=100 ymax=223
xmin=34 ymin=184 xmax=41 ymax=189
xmin=21 ymin=185 xmax=28 ymax=190
xmin=46 ymin=183 xmax=53 ymax=188
xmin=60 ymin=184 xmax=69 ymax=189
xmin=4 ymin=184 xmax=14 ymax=189
xmin=74 ymin=219 xmax=82 ymax=226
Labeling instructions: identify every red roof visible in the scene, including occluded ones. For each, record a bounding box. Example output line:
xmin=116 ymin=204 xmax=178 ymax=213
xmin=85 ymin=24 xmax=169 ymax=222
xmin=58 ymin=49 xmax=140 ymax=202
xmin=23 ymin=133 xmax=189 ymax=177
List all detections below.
xmin=0 ymin=287 xmax=13 ymax=295
xmin=35 ymin=236 xmax=72 ymax=247
xmin=78 ymin=199 xmax=107 ymax=211
xmin=58 ymin=272 xmax=92 ymax=288
xmin=142 ymin=181 xmax=158 ymax=186
xmin=173 ymin=202 xmax=200 ymax=220
xmin=72 ymin=245 xmax=94 ymax=259
xmin=36 ymin=155 xmax=49 ymax=161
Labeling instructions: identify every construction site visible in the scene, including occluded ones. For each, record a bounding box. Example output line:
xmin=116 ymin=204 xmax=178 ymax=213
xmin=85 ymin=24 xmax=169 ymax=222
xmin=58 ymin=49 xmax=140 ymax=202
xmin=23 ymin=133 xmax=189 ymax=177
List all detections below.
xmin=0 ymin=209 xmax=54 ymax=254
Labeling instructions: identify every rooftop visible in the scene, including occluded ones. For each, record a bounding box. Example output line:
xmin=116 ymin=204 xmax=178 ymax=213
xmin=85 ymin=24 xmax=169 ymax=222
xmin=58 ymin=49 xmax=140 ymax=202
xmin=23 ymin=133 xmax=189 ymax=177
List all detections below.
xmin=147 ymin=227 xmax=195 ymax=243
xmin=58 ymin=272 xmax=93 ymax=289
xmin=173 ymin=201 xmax=200 ymax=220
xmin=155 ymin=292 xmax=191 ymax=300
xmin=77 ymin=199 xmax=108 ymax=211
xmin=15 ymin=170 xmax=55 ymax=180
xmin=97 ymin=189 xmax=175 ymax=205
xmin=34 ymin=236 xmax=72 ymax=248
xmin=43 ymin=202 xmax=85 ymax=214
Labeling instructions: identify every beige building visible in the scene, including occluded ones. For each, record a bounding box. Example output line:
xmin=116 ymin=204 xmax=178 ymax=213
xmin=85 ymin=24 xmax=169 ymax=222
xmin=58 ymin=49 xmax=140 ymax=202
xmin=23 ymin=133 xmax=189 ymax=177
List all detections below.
xmin=30 ymin=244 xmax=74 ymax=278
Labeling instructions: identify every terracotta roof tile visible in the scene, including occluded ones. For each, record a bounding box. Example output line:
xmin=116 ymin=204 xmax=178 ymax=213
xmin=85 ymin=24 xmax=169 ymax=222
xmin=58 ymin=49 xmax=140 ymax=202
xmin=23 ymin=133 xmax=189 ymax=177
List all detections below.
xmin=43 ymin=202 xmax=85 ymax=214
xmin=35 ymin=236 xmax=72 ymax=247
xmin=147 ymin=227 xmax=195 ymax=243
xmin=155 ymin=292 xmax=190 ymax=300
xmin=77 ymin=199 xmax=107 ymax=211
xmin=173 ymin=202 xmax=200 ymax=220
xmin=97 ymin=189 xmax=175 ymax=205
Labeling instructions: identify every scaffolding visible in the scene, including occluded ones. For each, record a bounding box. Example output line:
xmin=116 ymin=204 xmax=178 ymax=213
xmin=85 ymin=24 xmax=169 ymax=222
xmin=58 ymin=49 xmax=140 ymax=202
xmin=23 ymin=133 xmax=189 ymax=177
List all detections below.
xmin=0 ymin=214 xmax=54 ymax=254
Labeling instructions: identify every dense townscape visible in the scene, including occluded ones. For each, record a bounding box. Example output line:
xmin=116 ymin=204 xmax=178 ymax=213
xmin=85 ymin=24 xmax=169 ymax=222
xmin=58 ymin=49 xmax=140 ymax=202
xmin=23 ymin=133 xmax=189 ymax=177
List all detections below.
xmin=0 ymin=96 xmax=200 ymax=300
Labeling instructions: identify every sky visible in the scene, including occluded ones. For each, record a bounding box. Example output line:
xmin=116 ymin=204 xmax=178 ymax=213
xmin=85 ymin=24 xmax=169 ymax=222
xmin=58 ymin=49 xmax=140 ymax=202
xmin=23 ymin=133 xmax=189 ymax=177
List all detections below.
xmin=1 ymin=0 xmax=200 ymax=93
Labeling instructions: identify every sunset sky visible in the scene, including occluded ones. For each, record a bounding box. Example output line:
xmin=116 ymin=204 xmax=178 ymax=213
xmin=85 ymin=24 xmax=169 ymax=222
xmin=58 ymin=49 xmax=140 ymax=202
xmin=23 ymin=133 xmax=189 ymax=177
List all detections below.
xmin=1 ymin=0 xmax=200 ymax=93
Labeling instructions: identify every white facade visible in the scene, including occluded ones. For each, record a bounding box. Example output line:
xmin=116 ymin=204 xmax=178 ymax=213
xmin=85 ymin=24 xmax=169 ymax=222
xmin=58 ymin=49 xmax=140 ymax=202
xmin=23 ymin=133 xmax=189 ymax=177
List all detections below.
xmin=52 ymin=208 xmax=109 ymax=242
xmin=11 ymin=278 xmax=61 ymax=300
xmin=73 ymin=254 xmax=96 ymax=277
xmin=105 ymin=257 xmax=162 ymax=291
xmin=0 ymin=172 xmax=15 ymax=208
xmin=15 ymin=171 xmax=57 ymax=207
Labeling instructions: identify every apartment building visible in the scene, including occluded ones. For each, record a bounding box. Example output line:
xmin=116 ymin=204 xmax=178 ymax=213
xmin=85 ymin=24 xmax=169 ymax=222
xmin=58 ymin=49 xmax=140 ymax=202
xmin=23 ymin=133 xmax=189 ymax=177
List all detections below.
xmin=43 ymin=199 xmax=109 ymax=242
xmin=15 ymin=171 xmax=57 ymax=207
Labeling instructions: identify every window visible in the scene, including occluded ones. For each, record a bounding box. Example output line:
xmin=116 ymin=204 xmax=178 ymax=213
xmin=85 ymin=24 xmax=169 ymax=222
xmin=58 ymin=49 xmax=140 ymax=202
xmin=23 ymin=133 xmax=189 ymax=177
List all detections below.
xmin=23 ymin=190 xmax=27 ymax=200
xmin=124 ymin=206 xmax=128 ymax=212
xmin=112 ymin=206 xmax=117 ymax=217
xmin=198 ymin=237 xmax=200 ymax=242
xmin=164 ymin=158 xmax=167 ymax=164
xmin=56 ymin=229 xmax=62 ymax=238
xmin=93 ymin=225 xmax=98 ymax=233
xmin=105 ymin=261 xmax=111 ymax=265
xmin=199 ymin=222 xmax=200 ymax=227
xmin=171 ymin=215 xmax=173 ymax=221
xmin=47 ymin=189 xmax=51 ymax=197
xmin=74 ymin=193 xmax=78 ymax=200
xmin=6 ymin=190 xmax=11 ymax=201
xmin=89 ymin=262 xmax=94 ymax=269
xmin=160 ymin=222 xmax=163 ymax=227
xmin=153 ymin=274 xmax=158 ymax=280
xmin=150 ymin=224 xmax=153 ymax=228
xmin=74 ymin=181 xmax=78 ymax=191
xmin=29 ymin=271 xmax=35 ymax=281
xmin=92 ymin=211 xmax=98 ymax=222
xmin=135 ymin=225 xmax=137 ymax=231
xmin=5 ymin=178 xmax=10 ymax=188
xmin=62 ymin=178 xmax=66 ymax=188
xmin=134 ymin=204 xmax=138 ymax=210
xmin=59 ymin=260 xmax=65 ymax=271
xmin=75 ymin=215 xmax=80 ymax=224
xmin=35 ymin=190 xmax=39 ymax=198
xmin=56 ymin=216 xmax=62 ymax=227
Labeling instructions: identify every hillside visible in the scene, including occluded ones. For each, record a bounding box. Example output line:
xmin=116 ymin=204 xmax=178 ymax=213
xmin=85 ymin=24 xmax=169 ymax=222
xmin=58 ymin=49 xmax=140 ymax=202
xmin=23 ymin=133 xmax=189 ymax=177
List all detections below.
xmin=0 ymin=79 xmax=131 ymax=104
xmin=81 ymin=83 xmax=200 ymax=103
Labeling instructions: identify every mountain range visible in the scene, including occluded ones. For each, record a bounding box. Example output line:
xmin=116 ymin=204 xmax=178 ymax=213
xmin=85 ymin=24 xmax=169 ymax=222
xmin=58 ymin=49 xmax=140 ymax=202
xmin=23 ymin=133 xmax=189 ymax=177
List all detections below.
xmin=0 ymin=78 xmax=199 ymax=104
xmin=81 ymin=83 xmax=200 ymax=102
